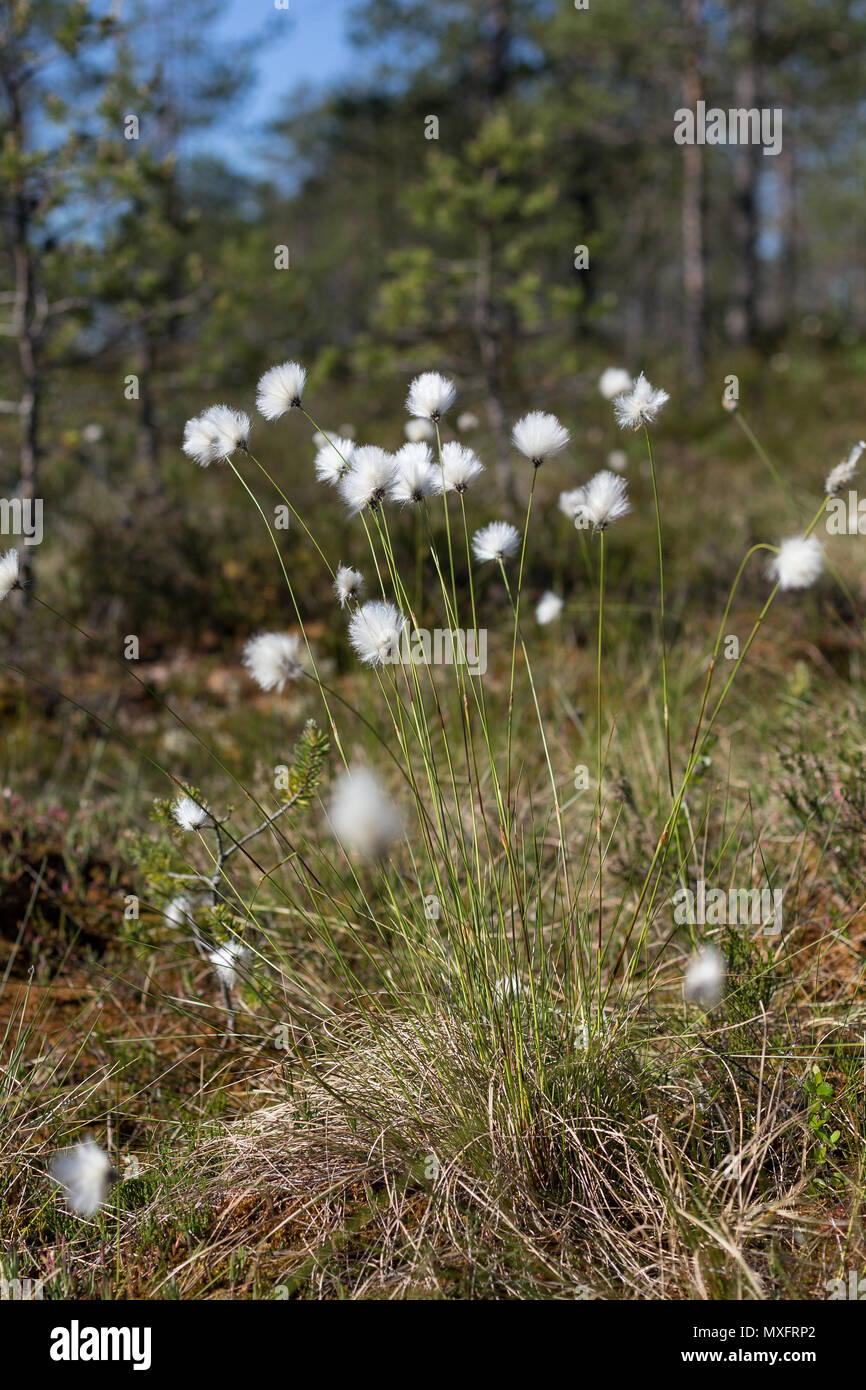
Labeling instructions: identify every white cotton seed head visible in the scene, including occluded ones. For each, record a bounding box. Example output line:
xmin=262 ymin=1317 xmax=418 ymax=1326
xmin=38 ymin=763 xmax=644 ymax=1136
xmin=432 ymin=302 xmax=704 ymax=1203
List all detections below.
xmin=825 ymin=440 xmax=865 ymax=497
xmin=575 ymin=470 xmax=631 ymax=531
xmin=348 ymin=599 xmax=407 ymax=666
xmin=767 ymin=535 xmax=824 ymax=591
xmin=404 ymin=417 xmax=435 ymax=443
xmin=613 ymin=372 xmax=670 ymax=430
xmin=209 ymin=940 xmax=250 ymax=990
xmin=472 ymin=521 xmax=521 ymax=564
xmin=200 ymin=404 xmax=250 ymax=458
xmin=256 ymin=361 xmax=307 ymax=420
xmin=182 ymin=414 xmax=222 ymax=466
xmin=511 ymin=411 xmax=570 ymax=465
xmin=0 ymin=547 xmax=19 ymax=600
xmin=536 ymin=591 xmax=563 ymax=625
xmin=494 ymin=973 xmax=522 ymax=1004
xmin=599 ymin=367 xmax=633 ymax=401
xmin=558 ymin=487 xmax=587 ymax=522
xmin=406 ymin=371 xmax=456 ymax=422
xmin=315 ymin=435 xmax=355 ymax=485
xmin=338 ymin=446 xmax=396 ymax=515
xmin=329 ymin=767 xmax=402 ymax=861
xmin=607 ymin=449 xmax=628 ymax=473
xmin=50 ymin=1141 xmax=112 ymax=1218
xmin=457 ymin=411 xmax=479 ymax=432
xmin=436 ymin=441 xmax=485 ymax=494
xmin=242 ymin=632 xmax=303 ymax=692
xmin=334 ymin=565 xmax=364 ymax=607
xmin=389 ymin=442 xmax=439 ymax=504
xmin=172 ymin=795 xmax=209 ymax=831
xmin=683 ymin=946 xmax=725 ymax=1009
xmin=164 ymin=894 xmax=195 ymax=929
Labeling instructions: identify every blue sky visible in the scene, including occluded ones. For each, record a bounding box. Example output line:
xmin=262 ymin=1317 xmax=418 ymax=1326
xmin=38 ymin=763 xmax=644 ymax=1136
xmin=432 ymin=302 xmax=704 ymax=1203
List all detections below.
xmin=202 ymin=0 xmax=359 ymax=169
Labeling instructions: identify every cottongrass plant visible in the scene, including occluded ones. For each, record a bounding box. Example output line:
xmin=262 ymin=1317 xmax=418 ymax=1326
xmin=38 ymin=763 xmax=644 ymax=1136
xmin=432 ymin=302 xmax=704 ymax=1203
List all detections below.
xmin=164 ymin=361 xmax=844 ymax=1089
xmin=22 ymin=354 xmax=864 ymax=1296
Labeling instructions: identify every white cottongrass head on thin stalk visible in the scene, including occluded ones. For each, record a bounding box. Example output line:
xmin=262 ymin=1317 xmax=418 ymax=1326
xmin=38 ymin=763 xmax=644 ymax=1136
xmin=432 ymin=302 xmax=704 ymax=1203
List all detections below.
xmin=315 ymin=434 xmax=355 ymax=485
xmin=338 ymin=445 xmax=395 ymax=515
xmin=183 ymin=405 xmax=250 ymax=466
xmin=50 ymin=1140 xmax=113 ymax=1218
xmin=574 ymin=470 xmax=631 ymax=531
xmin=405 ymin=417 xmax=435 ymax=443
xmin=172 ymin=794 xmax=209 ymax=831
xmin=209 ymin=939 xmax=250 ymax=991
xmin=683 ymin=945 xmax=725 ymax=1010
xmin=767 ymin=535 xmax=824 ymax=591
xmin=825 ymin=440 xmax=865 ymax=497
xmin=613 ymin=372 xmax=669 ymax=430
xmin=256 ymin=360 xmax=307 ymax=420
xmin=334 ymin=564 xmax=364 ymax=607
xmin=511 ymin=411 xmax=570 ymax=466
xmin=0 ymin=547 xmax=19 ymax=600
xmin=164 ymin=893 xmax=196 ymax=929
xmin=348 ymin=599 xmax=407 ymax=666
xmin=472 ymin=521 xmax=521 ymax=564
xmin=436 ymin=441 xmax=485 ymax=494
xmin=536 ymin=591 xmax=564 ymax=625
xmin=389 ymin=442 xmax=439 ymax=504
xmin=329 ymin=766 xmax=402 ymax=861
xmin=242 ymin=631 xmax=303 ymax=692
xmin=599 ymin=367 xmax=633 ymax=400
xmin=558 ymin=487 xmax=587 ymax=522
xmin=493 ymin=972 xmax=522 ymax=1004
xmin=204 ymin=404 xmax=250 ymax=457
xmin=406 ymin=371 xmax=456 ymax=422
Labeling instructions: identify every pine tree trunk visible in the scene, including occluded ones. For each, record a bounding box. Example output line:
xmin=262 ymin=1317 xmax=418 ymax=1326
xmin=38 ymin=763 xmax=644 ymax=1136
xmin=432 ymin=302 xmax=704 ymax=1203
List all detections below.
xmin=682 ymin=0 xmax=705 ymax=388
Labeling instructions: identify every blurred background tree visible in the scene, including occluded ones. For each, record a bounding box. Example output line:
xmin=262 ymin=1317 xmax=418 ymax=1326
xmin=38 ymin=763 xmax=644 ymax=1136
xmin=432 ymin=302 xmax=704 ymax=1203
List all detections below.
xmin=1 ymin=0 xmax=864 ymax=636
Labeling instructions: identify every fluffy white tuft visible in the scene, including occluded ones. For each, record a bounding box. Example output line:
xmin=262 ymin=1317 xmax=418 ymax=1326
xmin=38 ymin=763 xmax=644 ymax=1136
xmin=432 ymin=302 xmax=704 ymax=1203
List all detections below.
xmin=404 ymin=417 xmax=435 ymax=443
xmin=406 ymin=372 xmax=456 ymax=422
xmin=574 ymin=470 xmax=631 ymax=531
xmin=511 ymin=410 xmax=570 ymax=464
xmin=200 ymin=404 xmax=250 ymax=459
xmin=607 ymin=448 xmax=628 ymax=473
xmin=50 ymin=1141 xmax=112 ymax=1217
xmin=613 ymin=372 xmax=669 ymax=430
xmin=825 ymin=440 xmax=865 ymax=497
xmin=329 ymin=767 xmax=402 ymax=861
xmin=172 ymin=795 xmax=209 ymax=831
xmin=164 ymin=894 xmax=196 ymax=929
xmin=683 ymin=945 xmax=725 ymax=1009
xmin=599 ymin=367 xmax=633 ymax=400
xmin=558 ymin=487 xmax=587 ymax=522
xmin=535 ymin=591 xmax=564 ymax=625
xmin=767 ymin=535 xmax=824 ymax=591
xmin=334 ymin=564 xmax=364 ymax=607
xmin=436 ymin=441 xmax=485 ymax=494
xmin=256 ymin=361 xmax=307 ymax=420
xmin=315 ymin=435 xmax=355 ymax=485
xmin=389 ymin=442 xmax=439 ymax=503
xmin=209 ymin=939 xmax=250 ymax=990
xmin=242 ymin=631 xmax=303 ymax=692
xmin=493 ymin=972 xmax=522 ymax=1004
xmin=348 ymin=599 xmax=407 ymax=666
xmin=0 ymin=547 xmax=19 ymax=600
xmin=338 ymin=446 xmax=395 ymax=515
xmin=472 ymin=521 xmax=521 ymax=564
xmin=457 ymin=411 xmax=479 ymax=432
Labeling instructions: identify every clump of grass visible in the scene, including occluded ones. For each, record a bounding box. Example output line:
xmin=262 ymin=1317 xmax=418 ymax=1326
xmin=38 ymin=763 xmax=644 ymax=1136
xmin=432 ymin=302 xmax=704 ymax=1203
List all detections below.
xmin=4 ymin=361 xmax=866 ymax=1299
